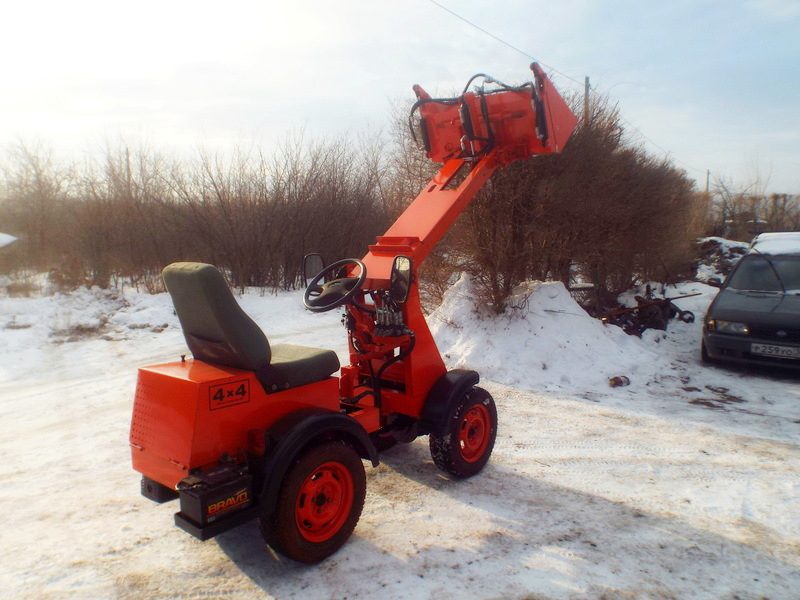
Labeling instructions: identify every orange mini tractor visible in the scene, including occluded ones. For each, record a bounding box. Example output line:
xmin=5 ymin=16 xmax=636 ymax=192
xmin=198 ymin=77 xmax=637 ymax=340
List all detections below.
xmin=130 ymin=63 xmax=577 ymax=563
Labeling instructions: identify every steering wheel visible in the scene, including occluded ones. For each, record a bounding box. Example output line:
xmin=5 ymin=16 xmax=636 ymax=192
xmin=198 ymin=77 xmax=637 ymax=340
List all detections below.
xmin=303 ymin=258 xmax=367 ymax=313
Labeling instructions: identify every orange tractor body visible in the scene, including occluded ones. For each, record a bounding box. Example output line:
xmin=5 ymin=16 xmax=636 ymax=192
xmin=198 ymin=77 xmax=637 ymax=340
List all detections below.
xmin=130 ymin=63 xmax=577 ymax=562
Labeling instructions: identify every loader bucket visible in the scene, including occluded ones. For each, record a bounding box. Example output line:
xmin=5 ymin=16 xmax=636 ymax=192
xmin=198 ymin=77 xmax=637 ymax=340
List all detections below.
xmin=414 ymin=62 xmax=577 ymax=165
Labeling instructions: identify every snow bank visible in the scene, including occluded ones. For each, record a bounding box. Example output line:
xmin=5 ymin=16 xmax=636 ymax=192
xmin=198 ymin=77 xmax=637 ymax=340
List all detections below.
xmin=429 ymin=275 xmax=654 ymax=392
xmin=0 ymin=284 xmax=348 ymax=386
xmin=698 ymin=236 xmax=749 ymax=253
xmin=0 ymin=286 xmax=175 ymax=384
xmin=696 ymin=236 xmax=748 ymax=281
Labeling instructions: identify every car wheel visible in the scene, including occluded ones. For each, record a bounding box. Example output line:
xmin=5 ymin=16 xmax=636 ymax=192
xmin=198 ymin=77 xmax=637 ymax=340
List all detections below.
xmin=701 ymin=339 xmax=716 ymax=364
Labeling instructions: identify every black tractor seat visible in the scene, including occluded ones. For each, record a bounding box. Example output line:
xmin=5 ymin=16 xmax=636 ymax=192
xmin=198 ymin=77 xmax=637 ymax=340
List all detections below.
xmin=162 ymin=262 xmax=340 ymax=393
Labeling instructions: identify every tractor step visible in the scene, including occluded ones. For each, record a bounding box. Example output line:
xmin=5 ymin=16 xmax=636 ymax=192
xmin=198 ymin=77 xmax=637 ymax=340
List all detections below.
xmin=175 ymin=504 xmax=260 ymax=541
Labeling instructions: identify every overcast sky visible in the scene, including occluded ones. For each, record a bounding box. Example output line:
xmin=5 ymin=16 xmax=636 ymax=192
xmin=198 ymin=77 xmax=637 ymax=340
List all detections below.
xmin=2 ymin=0 xmax=798 ymax=193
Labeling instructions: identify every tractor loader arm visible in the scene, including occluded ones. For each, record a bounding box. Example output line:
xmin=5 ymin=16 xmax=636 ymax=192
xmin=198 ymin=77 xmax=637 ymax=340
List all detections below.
xmin=344 ymin=63 xmax=578 ymax=419
xmin=362 ymin=62 xmax=578 ymax=284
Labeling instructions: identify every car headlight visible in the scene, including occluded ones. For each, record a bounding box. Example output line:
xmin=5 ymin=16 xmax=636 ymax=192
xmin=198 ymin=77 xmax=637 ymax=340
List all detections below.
xmin=708 ymin=319 xmax=750 ymax=335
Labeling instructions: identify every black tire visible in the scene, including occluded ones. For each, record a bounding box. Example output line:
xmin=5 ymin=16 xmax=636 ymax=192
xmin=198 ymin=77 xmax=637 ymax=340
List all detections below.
xmin=701 ymin=339 xmax=716 ymax=364
xmin=429 ymin=387 xmax=497 ymax=479
xmin=260 ymin=441 xmax=366 ymax=563
xmin=700 ymin=340 xmax=725 ymax=367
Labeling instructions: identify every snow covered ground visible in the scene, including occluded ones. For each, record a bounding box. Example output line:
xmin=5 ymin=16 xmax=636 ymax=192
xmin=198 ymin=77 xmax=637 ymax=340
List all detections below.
xmin=1 ymin=276 xmax=799 ymax=599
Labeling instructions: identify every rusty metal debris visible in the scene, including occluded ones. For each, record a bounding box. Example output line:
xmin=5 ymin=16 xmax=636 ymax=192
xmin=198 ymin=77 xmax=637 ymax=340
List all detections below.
xmin=602 ymin=285 xmax=700 ymax=336
xmin=608 ymin=375 xmax=630 ymax=387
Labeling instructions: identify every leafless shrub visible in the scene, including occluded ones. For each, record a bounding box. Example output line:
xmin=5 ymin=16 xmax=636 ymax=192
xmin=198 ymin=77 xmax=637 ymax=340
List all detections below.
xmin=1 ymin=141 xmax=71 ymax=273
xmin=0 ymin=135 xmax=392 ymax=292
xmin=710 ymin=175 xmax=799 ymax=239
xmin=3 ymin=278 xmax=40 ymax=297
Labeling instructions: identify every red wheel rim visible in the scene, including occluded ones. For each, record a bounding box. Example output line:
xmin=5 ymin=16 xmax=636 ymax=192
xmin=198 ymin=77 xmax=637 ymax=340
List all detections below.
xmin=459 ymin=404 xmax=491 ymax=463
xmin=295 ymin=461 xmax=354 ymax=543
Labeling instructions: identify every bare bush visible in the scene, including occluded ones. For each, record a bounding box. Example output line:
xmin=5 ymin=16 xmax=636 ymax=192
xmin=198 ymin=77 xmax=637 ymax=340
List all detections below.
xmin=710 ymin=176 xmax=799 ymax=239
xmin=1 ymin=141 xmax=71 ymax=272
xmin=0 ymin=135 xmax=392 ymax=293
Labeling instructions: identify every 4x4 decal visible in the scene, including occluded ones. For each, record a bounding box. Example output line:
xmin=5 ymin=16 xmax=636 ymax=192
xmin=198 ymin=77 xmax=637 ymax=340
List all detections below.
xmin=209 ymin=380 xmax=250 ymax=410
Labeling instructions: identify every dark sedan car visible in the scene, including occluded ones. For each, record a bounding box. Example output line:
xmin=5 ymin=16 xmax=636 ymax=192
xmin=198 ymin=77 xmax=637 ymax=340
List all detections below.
xmin=702 ymin=239 xmax=800 ymax=369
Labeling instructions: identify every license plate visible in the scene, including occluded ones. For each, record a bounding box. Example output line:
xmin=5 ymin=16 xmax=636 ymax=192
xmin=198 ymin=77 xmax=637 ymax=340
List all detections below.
xmin=750 ymin=343 xmax=800 ymax=359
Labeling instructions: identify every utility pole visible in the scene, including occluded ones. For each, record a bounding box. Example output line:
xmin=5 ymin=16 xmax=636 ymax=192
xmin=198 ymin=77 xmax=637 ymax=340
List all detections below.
xmin=706 ymin=170 xmax=710 ymax=195
xmin=584 ymin=76 xmax=590 ymax=123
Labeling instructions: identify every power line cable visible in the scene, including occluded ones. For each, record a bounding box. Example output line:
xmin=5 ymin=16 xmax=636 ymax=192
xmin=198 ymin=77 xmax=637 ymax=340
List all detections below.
xmin=426 ymin=0 xmax=706 ymax=174
xmin=614 ymin=113 xmax=705 ymax=173
xmin=427 ymin=0 xmax=584 ymax=89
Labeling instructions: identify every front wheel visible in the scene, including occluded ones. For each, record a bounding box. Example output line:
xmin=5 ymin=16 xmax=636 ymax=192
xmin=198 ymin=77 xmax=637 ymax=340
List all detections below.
xmin=429 ymin=387 xmax=497 ymax=479
xmin=701 ymin=339 xmax=716 ymax=364
xmin=260 ymin=441 xmax=366 ymax=563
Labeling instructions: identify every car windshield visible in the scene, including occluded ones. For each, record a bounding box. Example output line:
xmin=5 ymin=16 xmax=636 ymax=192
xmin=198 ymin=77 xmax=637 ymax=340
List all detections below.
xmin=727 ymin=255 xmax=800 ymax=292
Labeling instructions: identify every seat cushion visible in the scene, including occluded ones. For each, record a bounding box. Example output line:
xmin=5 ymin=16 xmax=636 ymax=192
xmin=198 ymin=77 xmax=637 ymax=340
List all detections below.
xmin=257 ymin=344 xmax=340 ymax=393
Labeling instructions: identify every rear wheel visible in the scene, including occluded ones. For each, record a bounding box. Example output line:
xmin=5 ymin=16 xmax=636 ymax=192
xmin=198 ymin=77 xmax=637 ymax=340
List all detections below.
xmin=429 ymin=387 xmax=497 ymax=479
xmin=260 ymin=441 xmax=366 ymax=563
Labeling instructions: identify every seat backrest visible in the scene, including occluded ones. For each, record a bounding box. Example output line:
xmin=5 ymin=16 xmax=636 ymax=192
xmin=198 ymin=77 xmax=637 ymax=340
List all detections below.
xmin=162 ymin=262 xmax=270 ymax=371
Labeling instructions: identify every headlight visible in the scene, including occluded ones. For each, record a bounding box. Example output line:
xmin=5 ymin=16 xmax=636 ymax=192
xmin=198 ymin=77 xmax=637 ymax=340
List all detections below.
xmin=709 ymin=319 xmax=750 ymax=335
